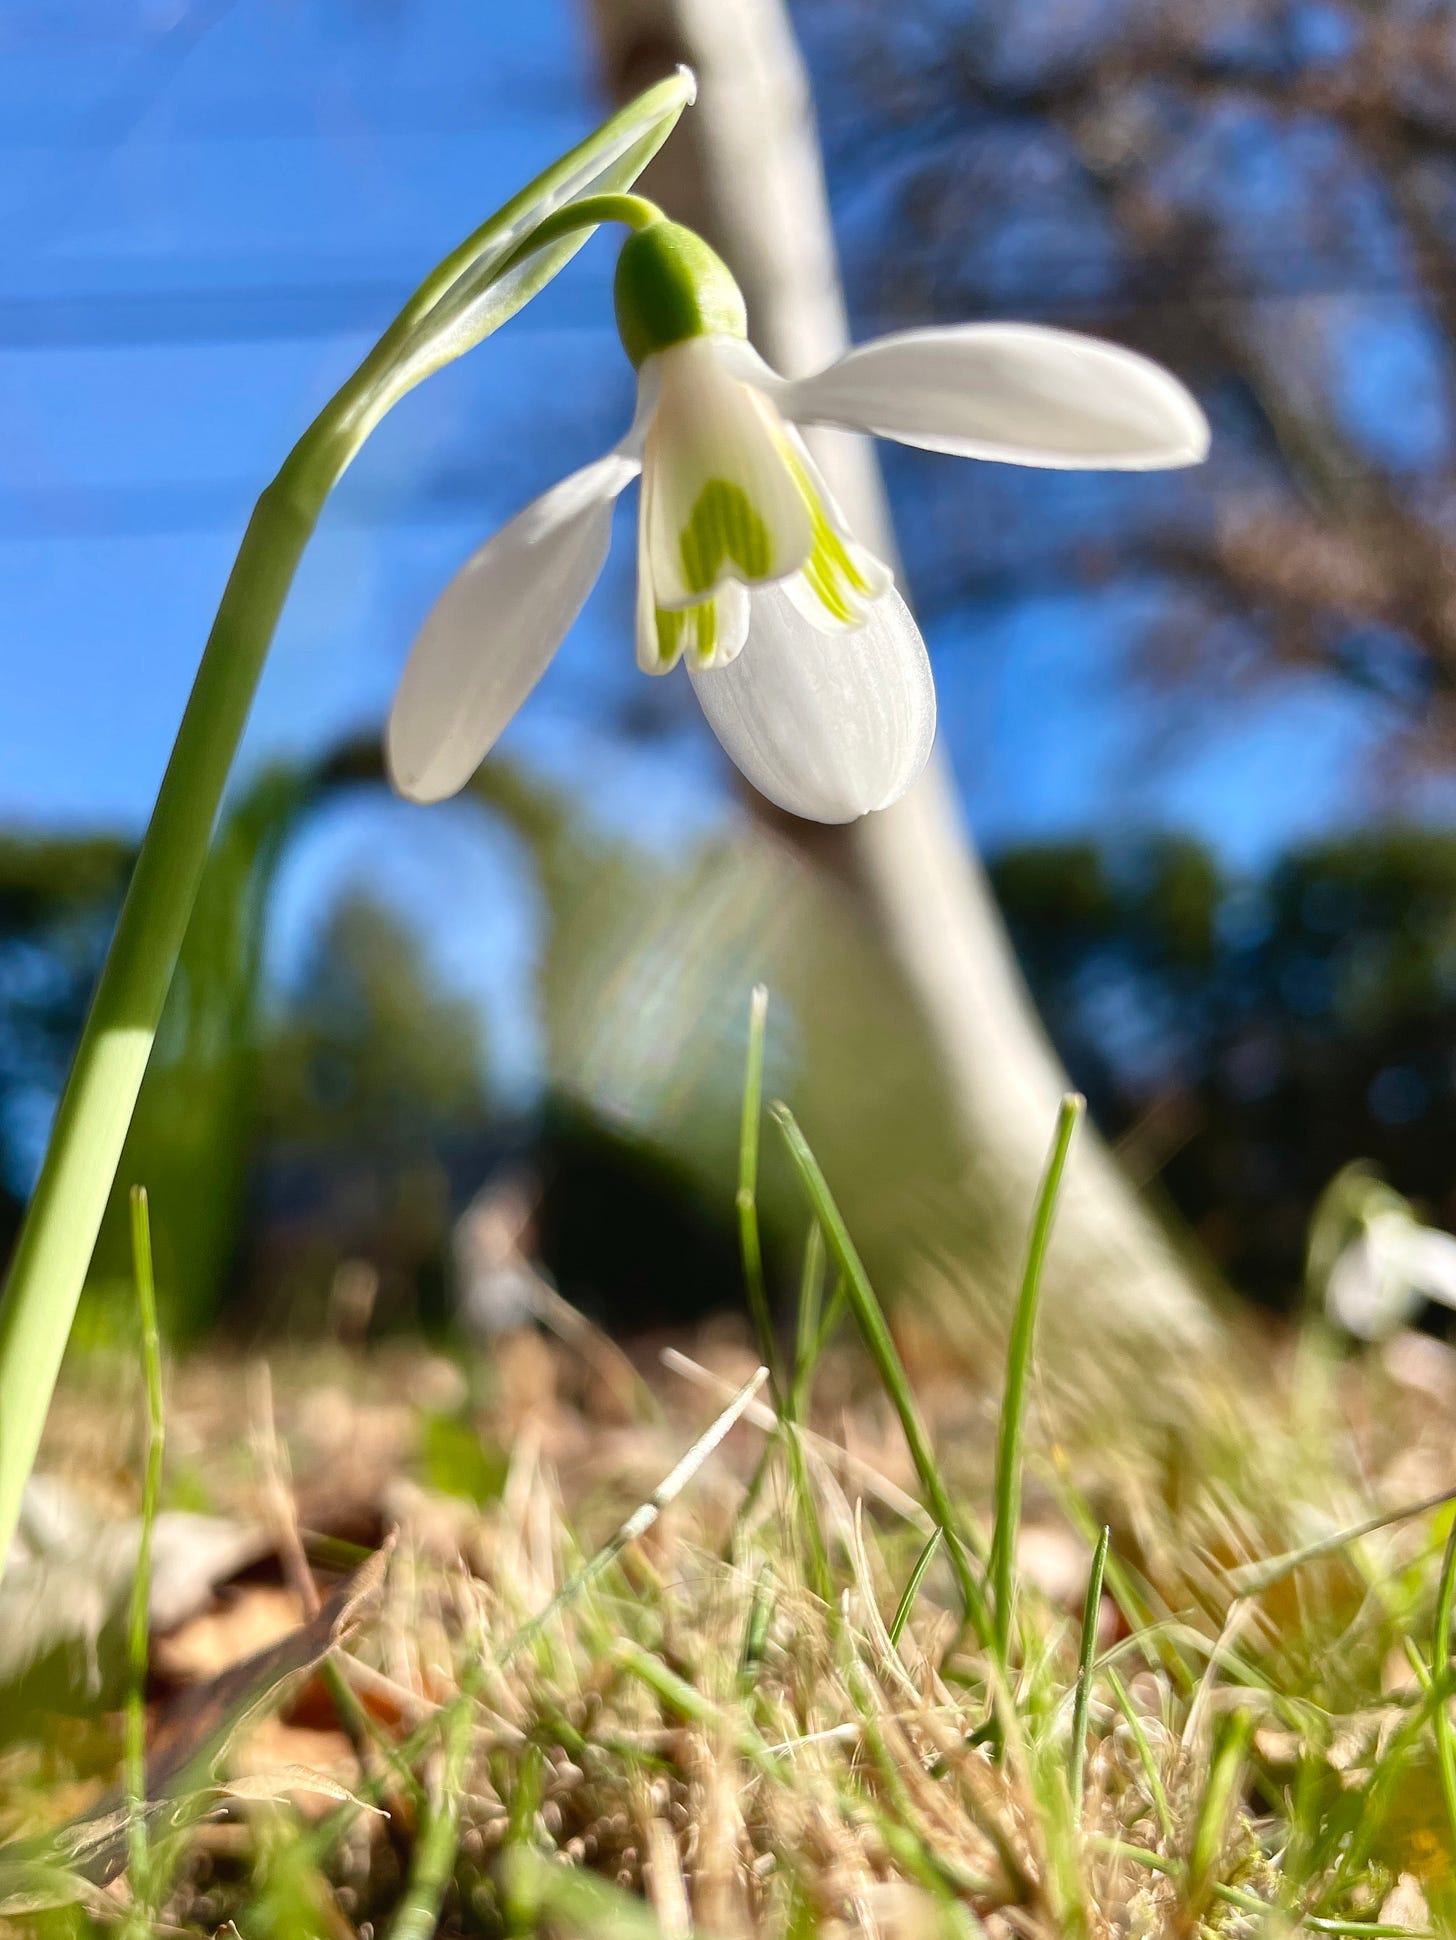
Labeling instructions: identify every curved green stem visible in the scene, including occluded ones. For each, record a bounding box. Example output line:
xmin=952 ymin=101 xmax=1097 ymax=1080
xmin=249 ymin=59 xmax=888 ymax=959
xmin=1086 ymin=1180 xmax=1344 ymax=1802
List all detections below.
xmin=0 ymin=68 xmax=694 ymax=1574
xmin=496 ymin=192 xmax=663 ymax=270
xmin=0 ymin=429 xmax=338 ymax=1563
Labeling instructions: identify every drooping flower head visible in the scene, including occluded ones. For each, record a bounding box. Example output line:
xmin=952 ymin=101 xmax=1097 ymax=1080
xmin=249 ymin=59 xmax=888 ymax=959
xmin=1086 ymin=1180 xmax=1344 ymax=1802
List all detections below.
xmin=387 ymin=202 xmax=1208 ymax=824
xmin=1312 ymin=1165 xmax=1456 ymax=1340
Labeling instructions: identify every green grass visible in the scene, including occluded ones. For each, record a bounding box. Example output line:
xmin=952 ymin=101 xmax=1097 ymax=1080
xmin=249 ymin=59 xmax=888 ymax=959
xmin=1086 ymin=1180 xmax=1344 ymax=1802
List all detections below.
xmin=4 ymin=1065 xmax=1456 ymax=1936
xmin=988 ymin=1093 xmax=1083 ymax=1668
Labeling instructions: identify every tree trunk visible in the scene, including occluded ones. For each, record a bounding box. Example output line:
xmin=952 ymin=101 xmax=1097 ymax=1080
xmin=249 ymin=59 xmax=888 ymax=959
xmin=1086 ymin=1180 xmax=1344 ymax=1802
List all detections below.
xmin=579 ymin=0 xmax=1219 ymax=1354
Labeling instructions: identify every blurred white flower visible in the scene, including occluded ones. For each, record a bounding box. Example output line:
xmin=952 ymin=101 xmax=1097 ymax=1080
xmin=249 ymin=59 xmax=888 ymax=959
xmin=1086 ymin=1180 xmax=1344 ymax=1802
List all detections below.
xmin=387 ymin=220 xmax=1209 ymax=824
xmin=1324 ymin=1205 xmax=1456 ymax=1341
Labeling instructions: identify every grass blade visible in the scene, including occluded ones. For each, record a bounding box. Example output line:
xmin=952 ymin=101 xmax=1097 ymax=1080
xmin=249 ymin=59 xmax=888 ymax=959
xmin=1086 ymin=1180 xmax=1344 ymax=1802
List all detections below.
xmin=501 ymin=1844 xmax=675 ymax=1940
xmin=786 ymin=1217 xmax=826 ymax=1429
xmin=737 ymin=984 xmax=779 ymax=1394
xmin=501 ymin=1364 xmax=769 ymax=1670
xmin=888 ymin=1527 xmax=944 ymax=1649
xmin=738 ymin=1560 xmax=776 ymax=1693
xmin=989 ymin=1094 xmax=1083 ymax=1665
xmin=1104 ymin=1664 xmax=1174 ymax=1844
xmin=385 ymin=1695 xmax=472 ymax=1940
xmin=1226 ymin=1482 xmax=1456 ymax=1597
xmin=1431 ymin=1514 xmax=1456 ymax=1857
xmin=769 ymin=1101 xmax=992 ymax=1647
xmin=1187 ymin=1708 xmax=1253 ymax=1915
xmin=1071 ymin=1523 xmax=1110 ymax=1815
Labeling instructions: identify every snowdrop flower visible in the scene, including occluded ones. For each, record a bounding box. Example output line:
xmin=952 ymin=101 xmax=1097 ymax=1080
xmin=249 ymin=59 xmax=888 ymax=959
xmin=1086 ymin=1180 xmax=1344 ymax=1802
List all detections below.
xmin=387 ymin=207 xmax=1209 ymax=823
xmin=1324 ymin=1204 xmax=1456 ymax=1341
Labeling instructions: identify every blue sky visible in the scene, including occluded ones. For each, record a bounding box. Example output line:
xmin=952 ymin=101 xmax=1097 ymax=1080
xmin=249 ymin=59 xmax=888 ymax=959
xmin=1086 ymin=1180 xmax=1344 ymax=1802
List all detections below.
xmin=2 ymin=0 xmax=1445 ymax=1108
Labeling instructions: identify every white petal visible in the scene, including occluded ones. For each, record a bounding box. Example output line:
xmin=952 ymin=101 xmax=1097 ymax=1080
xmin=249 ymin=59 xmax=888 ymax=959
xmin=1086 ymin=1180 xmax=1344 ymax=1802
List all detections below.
xmin=711 ymin=583 xmax=754 ymax=668
xmin=1326 ymin=1219 xmax=1419 ymax=1339
xmin=387 ymin=449 xmax=637 ymax=802
xmin=777 ymin=430 xmax=892 ymax=634
xmin=1400 ymin=1225 xmax=1456 ymax=1312
xmin=688 ymin=581 xmax=935 ymax=823
xmin=635 ymin=520 xmax=660 ymax=674
xmin=781 ymin=323 xmax=1209 ymax=470
xmin=635 ymin=527 xmax=750 ymax=673
xmin=641 ymin=337 xmax=812 ymax=607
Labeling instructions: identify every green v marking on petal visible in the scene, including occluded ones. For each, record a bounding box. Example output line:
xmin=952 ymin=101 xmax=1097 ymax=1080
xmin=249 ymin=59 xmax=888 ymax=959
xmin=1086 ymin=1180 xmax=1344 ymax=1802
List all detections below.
xmin=656 ymin=597 xmax=717 ymax=667
xmin=678 ymin=480 xmax=772 ymax=594
xmin=780 ymin=445 xmax=875 ymax=624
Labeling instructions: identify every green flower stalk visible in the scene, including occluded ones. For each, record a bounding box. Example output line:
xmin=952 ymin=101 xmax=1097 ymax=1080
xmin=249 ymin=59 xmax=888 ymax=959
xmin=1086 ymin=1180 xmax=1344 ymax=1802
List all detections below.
xmin=0 ymin=70 xmax=696 ymax=1574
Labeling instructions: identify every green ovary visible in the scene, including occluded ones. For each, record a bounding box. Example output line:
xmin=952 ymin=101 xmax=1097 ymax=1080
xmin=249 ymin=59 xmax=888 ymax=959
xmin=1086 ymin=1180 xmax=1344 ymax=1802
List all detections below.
xmin=678 ymin=480 xmax=773 ymax=593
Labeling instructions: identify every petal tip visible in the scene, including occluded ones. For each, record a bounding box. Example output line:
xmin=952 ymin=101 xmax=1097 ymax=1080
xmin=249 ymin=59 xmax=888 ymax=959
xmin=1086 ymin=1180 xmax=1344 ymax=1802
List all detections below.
xmin=384 ymin=722 xmax=456 ymax=806
xmin=690 ymin=581 xmax=936 ymax=825
xmin=1154 ymin=390 xmax=1211 ymax=469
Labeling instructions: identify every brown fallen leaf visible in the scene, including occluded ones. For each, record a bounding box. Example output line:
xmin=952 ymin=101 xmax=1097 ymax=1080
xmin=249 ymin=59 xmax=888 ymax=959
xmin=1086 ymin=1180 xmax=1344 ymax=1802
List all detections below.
xmin=153 ymin=1585 xmax=306 ymax=1686
xmin=223 ymin=1716 xmax=367 ymax=1823
xmin=0 ymin=1545 xmax=389 ymax=1902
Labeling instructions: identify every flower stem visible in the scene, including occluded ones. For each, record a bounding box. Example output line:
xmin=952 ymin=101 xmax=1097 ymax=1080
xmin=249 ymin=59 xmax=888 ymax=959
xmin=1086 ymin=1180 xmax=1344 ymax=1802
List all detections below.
xmin=123 ymin=1184 xmax=164 ymax=1929
xmin=0 ymin=66 xmax=696 ymax=1576
xmin=506 ymin=191 xmax=663 ymax=255
xmin=0 ymin=429 xmax=337 ymax=1565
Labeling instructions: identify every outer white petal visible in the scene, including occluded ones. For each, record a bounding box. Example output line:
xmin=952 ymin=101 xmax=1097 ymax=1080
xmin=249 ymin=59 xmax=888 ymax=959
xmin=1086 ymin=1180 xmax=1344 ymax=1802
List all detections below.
xmin=1325 ymin=1227 xmax=1411 ymax=1340
xmin=1323 ymin=1209 xmax=1456 ymax=1338
xmin=688 ymin=581 xmax=935 ymax=824
xmin=1399 ymin=1224 xmax=1456 ymax=1312
xmin=780 ymin=323 xmax=1210 ymax=471
xmin=387 ymin=448 xmax=637 ymax=803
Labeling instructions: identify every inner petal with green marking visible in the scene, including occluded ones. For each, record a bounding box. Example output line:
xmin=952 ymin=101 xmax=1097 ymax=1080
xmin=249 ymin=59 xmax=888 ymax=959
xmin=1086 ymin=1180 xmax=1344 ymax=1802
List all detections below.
xmin=678 ymin=480 xmax=773 ymax=594
xmin=778 ymin=442 xmax=891 ymax=631
xmin=640 ymin=336 xmax=813 ymax=607
xmin=637 ymin=558 xmax=749 ymax=675
xmin=656 ymin=597 xmax=716 ymax=667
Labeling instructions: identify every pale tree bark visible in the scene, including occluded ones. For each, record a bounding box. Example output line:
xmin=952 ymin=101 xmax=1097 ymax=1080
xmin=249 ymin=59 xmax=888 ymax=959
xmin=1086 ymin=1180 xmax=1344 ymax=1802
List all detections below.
xmin=580 ymin=0 xmax=1219 ymax=1352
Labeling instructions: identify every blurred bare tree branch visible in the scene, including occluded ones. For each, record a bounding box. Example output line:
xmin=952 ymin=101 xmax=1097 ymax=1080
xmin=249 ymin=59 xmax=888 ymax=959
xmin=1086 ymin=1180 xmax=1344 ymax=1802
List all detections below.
xmin=805 ymin=0 xmax=1456 ymax=756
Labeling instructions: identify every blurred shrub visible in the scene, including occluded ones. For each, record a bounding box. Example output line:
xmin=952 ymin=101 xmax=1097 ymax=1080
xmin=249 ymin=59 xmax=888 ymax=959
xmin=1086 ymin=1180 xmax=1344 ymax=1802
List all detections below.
xmin=991 ymin=828 xmax=1456 ymax=1299
xmin=7 ymin=771 xmax=1456 ymax=1329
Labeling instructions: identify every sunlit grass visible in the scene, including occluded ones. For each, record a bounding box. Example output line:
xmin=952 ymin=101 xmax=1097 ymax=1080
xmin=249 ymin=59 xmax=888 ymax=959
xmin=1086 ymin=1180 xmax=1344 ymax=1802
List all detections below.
xmin=2 ymin=1028 xmax=1456 ymax=1936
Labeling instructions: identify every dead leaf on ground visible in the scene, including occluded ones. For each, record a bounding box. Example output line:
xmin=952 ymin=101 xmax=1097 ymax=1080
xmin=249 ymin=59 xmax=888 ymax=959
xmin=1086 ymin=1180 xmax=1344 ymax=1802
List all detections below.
xmin=224 ymin=1716 xmax=367 ymax=1823
xmin=0 ymin=1547 xmax=389 ymax=1897
xmin=153 ymin=1586 xmax=305 ymax=1686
